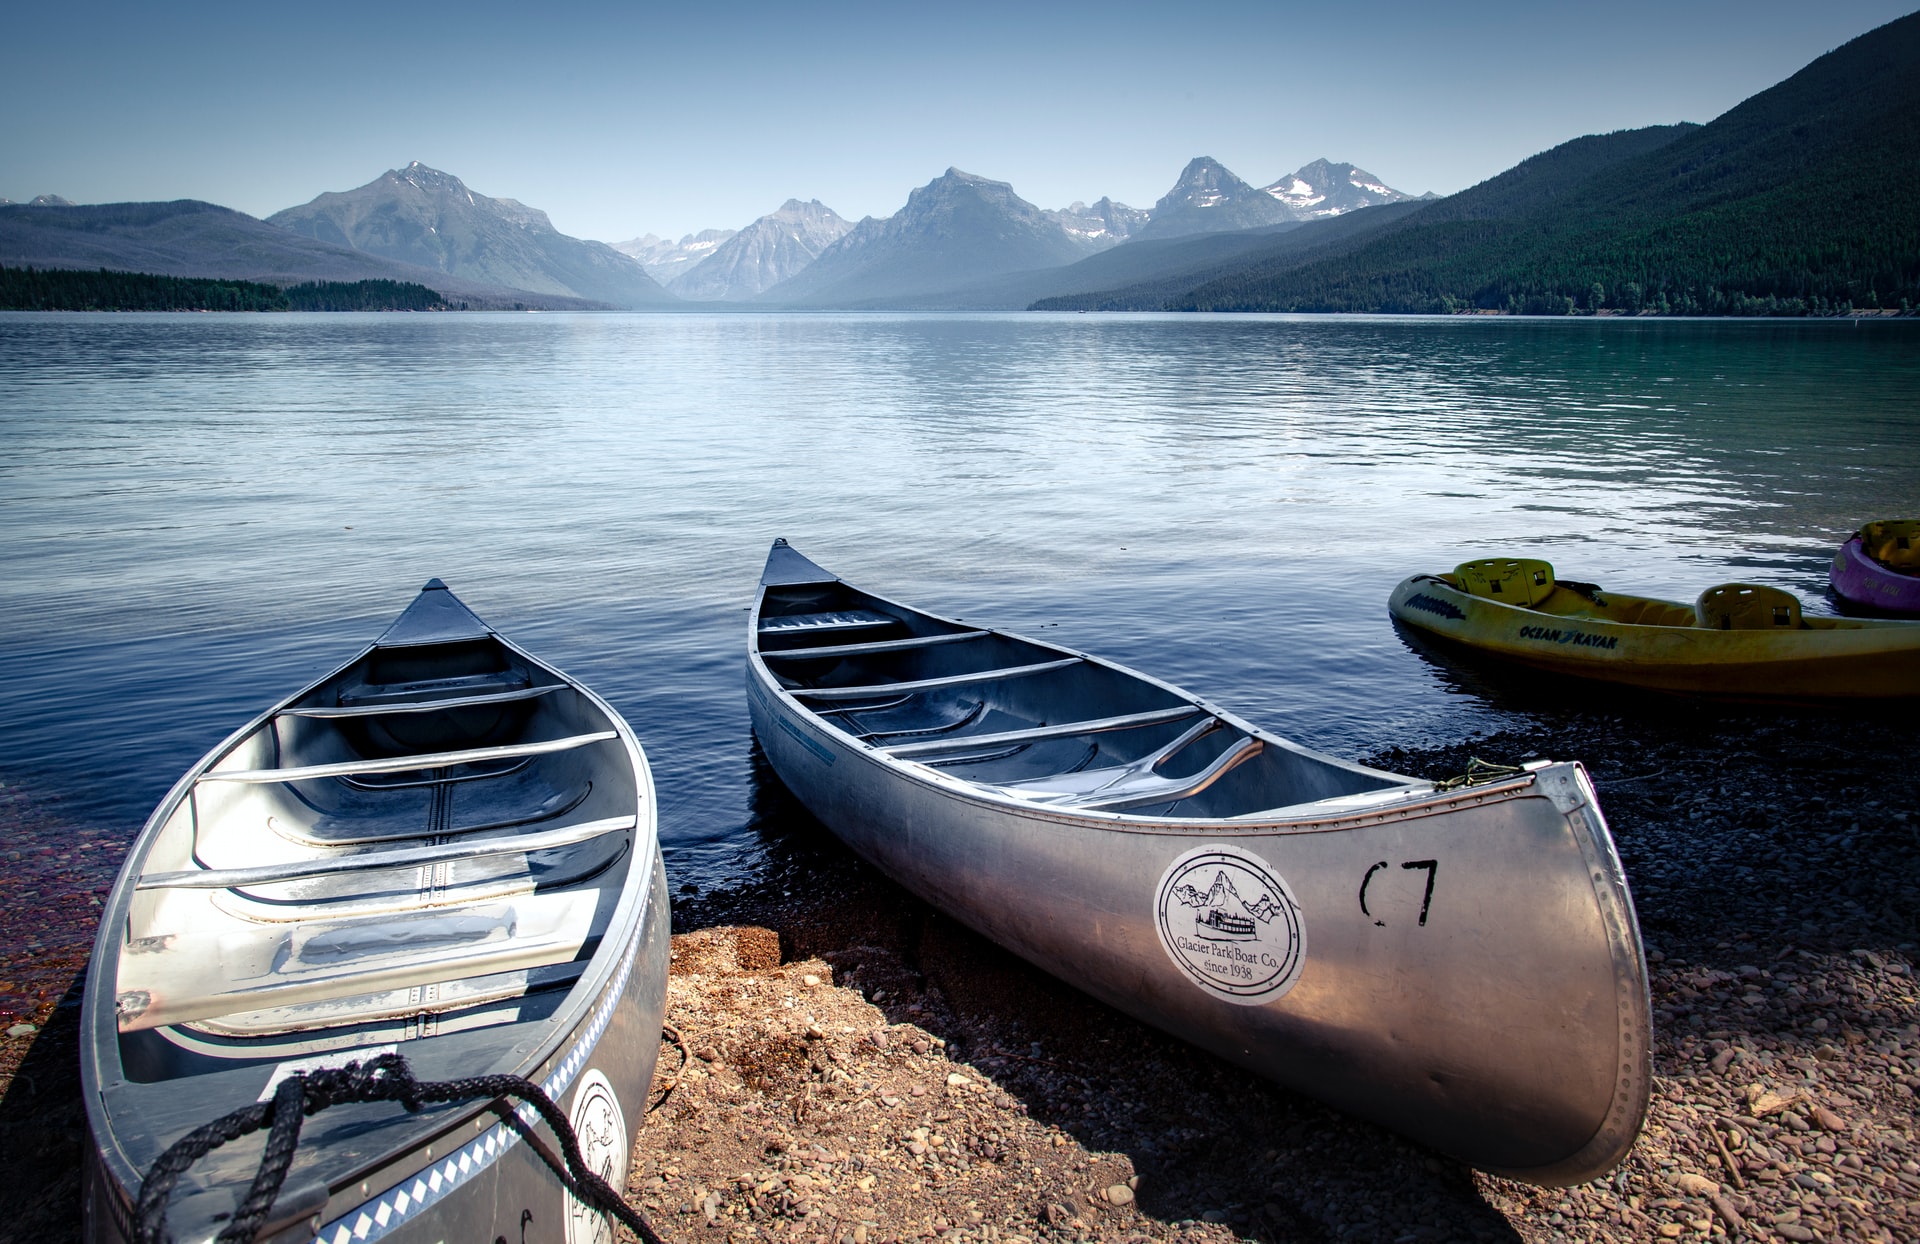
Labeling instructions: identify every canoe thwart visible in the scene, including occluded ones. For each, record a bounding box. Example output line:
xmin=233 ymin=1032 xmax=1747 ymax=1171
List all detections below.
xmin=883 ymin=705 xmax=1204 ymax=758
xmin=136 ymin=814 xmax=637 ymax=891
xmin=791 ymin=658 xmax=1082 ymax=702
xmin=198 ymin=731 xmax=619 ymax=784
xmin=762 ymin=630 xmax=989 ymax=661
xmin=281 ymin=684 xmax=562 ymax=718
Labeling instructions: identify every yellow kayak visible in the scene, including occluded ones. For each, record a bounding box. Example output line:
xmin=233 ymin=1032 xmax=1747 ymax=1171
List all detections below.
xmin=1389 ymin=558 xmax=1920 ymax=700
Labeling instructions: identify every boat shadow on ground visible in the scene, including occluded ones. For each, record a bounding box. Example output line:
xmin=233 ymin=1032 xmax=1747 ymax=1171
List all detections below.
xmin=670 ymin=743 xmax=1530 ymax=1242
xmin=0 ymin=970 xmax=91 ymax=1244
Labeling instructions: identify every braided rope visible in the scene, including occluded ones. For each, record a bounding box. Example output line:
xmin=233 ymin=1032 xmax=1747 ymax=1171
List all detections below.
xmin=132 ymin=1052 xmax=666 ymax=1244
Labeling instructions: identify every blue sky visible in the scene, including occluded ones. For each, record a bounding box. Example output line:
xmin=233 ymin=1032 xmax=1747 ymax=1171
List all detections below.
xmin=6 ymin=2 xmax=1914 ymax=243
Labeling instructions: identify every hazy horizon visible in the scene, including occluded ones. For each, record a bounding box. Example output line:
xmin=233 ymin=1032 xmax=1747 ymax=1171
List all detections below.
xmin=5 ymin=1 xmax=1915 ymax=244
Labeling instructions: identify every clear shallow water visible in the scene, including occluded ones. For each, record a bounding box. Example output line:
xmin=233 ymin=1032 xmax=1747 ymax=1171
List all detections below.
xmin=2 ymin=312 xmax=1916 ymax=892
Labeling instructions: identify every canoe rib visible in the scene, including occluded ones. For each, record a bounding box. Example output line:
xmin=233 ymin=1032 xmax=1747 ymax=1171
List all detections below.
xmin=136 ymin=815 xmax=637 ymax=890
xmin=791 ymin=657 xmax=1082 ymax=701
xmin=199 ymin=730 xmax=618 ymax=783
xmin=882 ymin=705 xmax=1203 ymax=757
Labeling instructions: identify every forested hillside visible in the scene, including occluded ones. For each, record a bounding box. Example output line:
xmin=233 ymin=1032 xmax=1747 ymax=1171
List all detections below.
xmin=1076 ymin=13 xmax=1920 ymax=316
xmin=0 ymin=266 xmax=448 ymax=311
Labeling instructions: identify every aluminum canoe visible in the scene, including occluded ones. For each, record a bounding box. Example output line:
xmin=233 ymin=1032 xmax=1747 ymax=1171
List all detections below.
xmin=82 ymin=579 xmax=670 ymax=1244
xmin=1391 ymin=559 xmax=1920 ymax=700
xmin=747 ymin=541 xmax=1650 ymax=1186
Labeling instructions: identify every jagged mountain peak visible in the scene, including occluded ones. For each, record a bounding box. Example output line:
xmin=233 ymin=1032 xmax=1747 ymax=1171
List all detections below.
xmin=1136 ymin=156 xmax=1294 ymax=241
xmin=1164 ymin=156 xmax=1261 ymax=203
xmin=668 ymin=198 xmax=853 ymax=301
xmin=268 ymin=166 xmax=672 ymax=307
xmin=1263 ymin=160 xmax=1416 ymax=219
xmin=757 ymin=168 xmax=1103 ymax=306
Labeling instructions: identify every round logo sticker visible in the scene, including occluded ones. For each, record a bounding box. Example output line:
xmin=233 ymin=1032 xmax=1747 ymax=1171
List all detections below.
xmin=563 ymin=1069 xmax=627 ymax=1244
xmin=1154 ymin=844 xmax=1306 ymax=1005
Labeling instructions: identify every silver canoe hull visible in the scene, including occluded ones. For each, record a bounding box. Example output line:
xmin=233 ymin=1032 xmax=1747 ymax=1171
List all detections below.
xmin=748 ymin=543 xmax=1650 ymax=1185
xmin=82 ymin=581 xmax=669 ymax=1244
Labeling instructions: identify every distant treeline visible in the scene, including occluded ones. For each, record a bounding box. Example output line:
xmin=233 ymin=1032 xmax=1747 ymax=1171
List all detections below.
xmin=0 ymin=265 xmax=449 ymax=312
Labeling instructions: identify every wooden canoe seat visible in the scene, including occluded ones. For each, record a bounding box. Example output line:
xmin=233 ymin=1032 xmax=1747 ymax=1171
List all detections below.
xmin=1695 ymin=583 xmax=1804 ymax=630
xmin=281 ymin=684 xmax=560 ymax=719
xmin=196 ymin=731 xmax=618 ymax=785
xmin=335 ymin=668 xmax=533 ymax=709
xmin=791 ymin=658 xmax=1081 ymax=701
xmin=882 ymin=705 xmax=1202 ymax=758
xmin=999 ymin=717 xmax=1264 ymax=812
xmin=1453 ymin=558 xmax=1556 ymax=607
xmin=760 ymin=609 xmax=900 ymax=637
xmin=116 ymin=887 xmax=607 ymax=1033
xmin=135 ymin=814 xmax=636 ymax=891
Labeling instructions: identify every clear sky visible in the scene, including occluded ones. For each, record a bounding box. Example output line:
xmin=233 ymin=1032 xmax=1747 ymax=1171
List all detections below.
xmin=6 ymin=1 xmax=1915 ymax=244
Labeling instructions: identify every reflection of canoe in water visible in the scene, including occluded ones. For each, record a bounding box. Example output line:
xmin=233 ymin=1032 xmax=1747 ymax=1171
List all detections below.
xmin=1390 ymin=558 xmax=1920 ymax=700
xmin=1830 ymin=520 xmax=1920 ymax=616
xmin=82 ymin=580 xmax=669 ymax=1244
xmin=749 ymin=541 xmax=1650 ymax=1185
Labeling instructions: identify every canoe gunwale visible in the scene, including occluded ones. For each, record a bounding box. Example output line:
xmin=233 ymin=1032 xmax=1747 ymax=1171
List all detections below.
xmin=82 ymin=595 xmax=663 ymax=1238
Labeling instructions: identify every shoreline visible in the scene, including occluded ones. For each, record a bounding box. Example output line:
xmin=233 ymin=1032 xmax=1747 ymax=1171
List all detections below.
xmin=3 ymin=702 xmax=1916 ymax=1242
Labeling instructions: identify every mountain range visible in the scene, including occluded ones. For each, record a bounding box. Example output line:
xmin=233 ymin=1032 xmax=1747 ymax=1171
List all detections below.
xmin=4 ymin=12 xmax=1911 ymax=316
xmin=613 ymin=229 xmax=736 ymax=285
xmin=0 ymin=156 xmax=1416 ymax=310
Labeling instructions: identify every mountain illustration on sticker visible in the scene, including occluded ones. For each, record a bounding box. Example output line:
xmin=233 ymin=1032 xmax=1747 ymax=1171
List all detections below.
xmin=1170 ymin=869 xmax=1282 ymax=941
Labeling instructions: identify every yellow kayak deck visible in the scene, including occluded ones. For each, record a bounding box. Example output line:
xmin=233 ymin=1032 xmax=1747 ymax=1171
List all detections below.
xmin=1389 ymin=559 xmax=1920 ymax=700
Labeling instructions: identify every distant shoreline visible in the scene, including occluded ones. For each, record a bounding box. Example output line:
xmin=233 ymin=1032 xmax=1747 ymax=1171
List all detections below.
xmin=0 ymin=265 xmax=451 ymax=313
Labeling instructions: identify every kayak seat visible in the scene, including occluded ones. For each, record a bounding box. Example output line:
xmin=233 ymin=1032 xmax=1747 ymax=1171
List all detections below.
xmin=1453 ymin=558 xmax=1555 ymax=607
xmin=1695 ymin=583 xmax=1805 ymax=630
xmin=1608 ymin=598 xmax=1699 ymax=628
xmin=1861 ymin=520 xmax=1920 ymax=569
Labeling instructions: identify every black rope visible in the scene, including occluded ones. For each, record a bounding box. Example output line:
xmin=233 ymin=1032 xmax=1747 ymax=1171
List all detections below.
xmin=132 ymin=1052 xmax=668 ymax=1244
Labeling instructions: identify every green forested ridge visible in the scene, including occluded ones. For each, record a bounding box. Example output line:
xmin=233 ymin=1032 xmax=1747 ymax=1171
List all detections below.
xmin=1060 ymin=13 xmax=1920 ymax=316
xmin=0 ymin=266 xmax=449 ymax=311
xmin=283 ymin=279 xmax=448 ymax=311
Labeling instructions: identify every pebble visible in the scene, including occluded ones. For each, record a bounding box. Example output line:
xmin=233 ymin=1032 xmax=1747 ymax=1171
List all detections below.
xmin=5 ymin=1023 xmax=35 ymax=1038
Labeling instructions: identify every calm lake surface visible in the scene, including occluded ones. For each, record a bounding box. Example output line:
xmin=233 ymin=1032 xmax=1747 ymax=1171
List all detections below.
xmin=2 ymin=312 xmax=1916 ymax=894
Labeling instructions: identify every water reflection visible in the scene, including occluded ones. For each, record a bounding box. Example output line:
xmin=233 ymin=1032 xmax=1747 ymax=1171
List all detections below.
xmin=0 ymin=312 xmax=1915 ymax=892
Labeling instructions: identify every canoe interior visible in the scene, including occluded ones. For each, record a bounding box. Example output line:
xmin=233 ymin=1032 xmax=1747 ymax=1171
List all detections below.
xmin=87 ymin=583 xmax=663 ymax=1244
xmin=759 ymin=576 xmax=1411 ymax=817
xmin=118 ymin=640 xmax=638 ymax=1063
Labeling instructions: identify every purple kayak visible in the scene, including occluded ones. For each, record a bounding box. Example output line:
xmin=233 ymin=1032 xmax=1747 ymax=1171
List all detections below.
xmin=1830 ymin=520 xmax=1920 ymax=616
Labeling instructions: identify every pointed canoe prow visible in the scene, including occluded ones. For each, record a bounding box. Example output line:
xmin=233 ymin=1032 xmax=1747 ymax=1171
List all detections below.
xmin=374 ymin=578 xmax=495 ymax=647
xmin=761 ymin=539 xmax=839 ymax=588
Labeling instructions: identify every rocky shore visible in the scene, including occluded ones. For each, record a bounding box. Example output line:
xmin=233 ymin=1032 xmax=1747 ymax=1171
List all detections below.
xmin=2 ymin=698 xmax=1915 ymax=1243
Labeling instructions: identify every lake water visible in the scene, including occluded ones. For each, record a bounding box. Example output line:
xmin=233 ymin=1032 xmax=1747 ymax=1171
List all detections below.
xmin=2 ymin=312 xmax=1916 ymax=895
